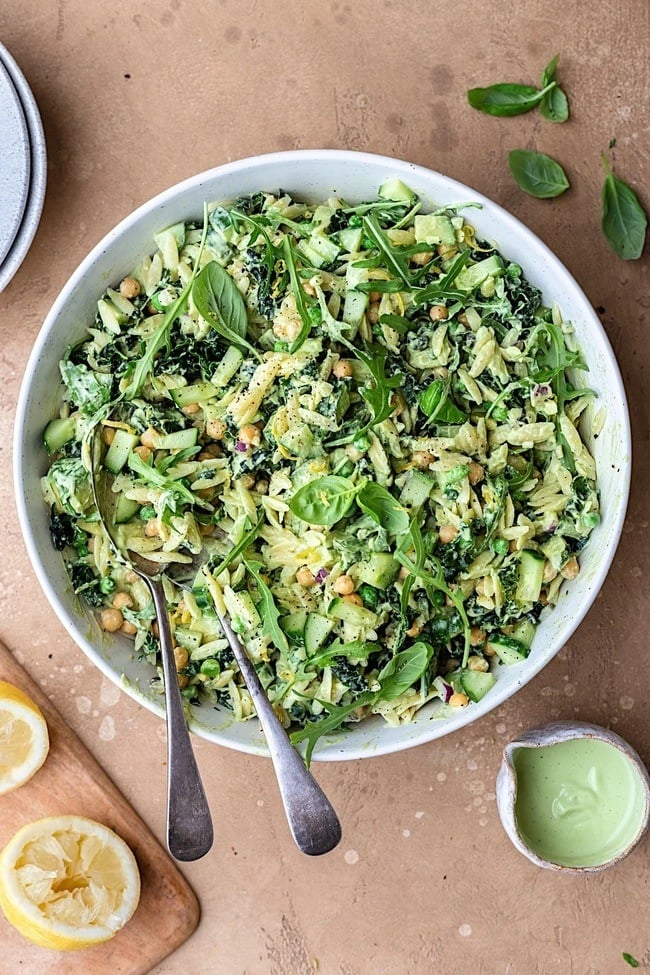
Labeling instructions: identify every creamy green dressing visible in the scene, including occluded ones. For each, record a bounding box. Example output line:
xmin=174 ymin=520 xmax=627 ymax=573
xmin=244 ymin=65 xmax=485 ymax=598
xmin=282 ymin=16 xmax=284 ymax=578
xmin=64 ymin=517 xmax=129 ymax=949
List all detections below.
xmin=513 ymin=738 xmax=647 ymax=867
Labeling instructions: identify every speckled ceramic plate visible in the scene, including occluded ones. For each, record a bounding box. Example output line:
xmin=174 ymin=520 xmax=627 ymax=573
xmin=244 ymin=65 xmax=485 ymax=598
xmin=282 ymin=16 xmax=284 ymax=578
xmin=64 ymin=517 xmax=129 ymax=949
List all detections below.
xmin=0 ymin=57 xmax=30 ymax=268
xmin=0 ymin=42 xmax=47 ymax=292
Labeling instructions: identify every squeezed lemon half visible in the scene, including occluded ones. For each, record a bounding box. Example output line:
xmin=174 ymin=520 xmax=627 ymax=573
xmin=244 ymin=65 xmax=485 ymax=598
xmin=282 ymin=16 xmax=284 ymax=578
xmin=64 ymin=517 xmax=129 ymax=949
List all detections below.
xmin=0 ymin=680 xmax=50 ymax=795
xmin=0 ymin=815 xmax=141 ymax=950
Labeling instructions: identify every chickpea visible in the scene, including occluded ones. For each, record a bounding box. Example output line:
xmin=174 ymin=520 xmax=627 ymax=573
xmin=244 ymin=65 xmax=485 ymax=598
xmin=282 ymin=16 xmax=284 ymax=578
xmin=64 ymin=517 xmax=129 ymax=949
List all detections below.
xmin=437 ymin=243 xmax=457 ymax=260
xmin=120 ymin=619 xmax=138 ymax=636
xmin=103 ymin=425 xmax=116 ymax=446
xmin=406 ymin=621 xmax=422 ymax=638
xmin=296 ymin=566 xmax=317 ymax=587
xmin=173 ymin=646 xmax=189 ymax=670
xmin=182 ymin=402 xmax=201 ymax=416
xmin=439 ymin=524 xmax=459 ymax=544
xmin=255 ymin=479 xmax=269 ymax=495
xmin=100 ymin=608 xmax=124 ymax=632
xmin=333 ymin=574 xmax=355 ymax=595
xmin=429 ymin=304 xmax=448 ymax=322
xmin=112 ymin=591 xmax=134 ymax=611
xmin=206 ymin=418 xmax=227 ymax=440
xmin=368 ymin=291 xmax=382 ymax=303
xmin=144 ymin=518 xmax=159 ymax=537
xmin=412 ymin=450 xmax=435 ymax=470
xmin=177 ymin=674 xmax=189 ymax=690
xmin=240 ymin=474 xmax=256 ymax=489
xmin=343 ymin=593 xmax=363 ymax=607
xmin=543 ymin=561 xmax=558 ymax=583
xmin=469 ymin=626 xmax=486 ymax=647
xmin=133 ymin=444 xmax=152 ymax=462
xmin=410 ymin=250 xmax=434 ymax=266
xmin=140 ymin=427 xmax=159 ymax=450
xmin=367 ymin=301 xmax=380 ymax=324
xmin=467 ymin=655 xmax=489 ymax=673
xmin=449 ymin=692 xmax=469 ymax=708
xmin=125 ymin=569 xmax=139 ymax=585
xmin=119 ymin=276 xmax=141 ymax=299
xmin=199 ymin=442 xmax=222 ymax=459
xmin=332 ymin=358 xmax=354 ymax=379
xmin=561 ymin=556 xmax=580 ymax=580
xmin=468 ymin=462 xmax=484 ymax=486
xmin=457 ymin=312 xmax=469 ymax=327
xmin=239 ymin=423 xmax=262 ymax=447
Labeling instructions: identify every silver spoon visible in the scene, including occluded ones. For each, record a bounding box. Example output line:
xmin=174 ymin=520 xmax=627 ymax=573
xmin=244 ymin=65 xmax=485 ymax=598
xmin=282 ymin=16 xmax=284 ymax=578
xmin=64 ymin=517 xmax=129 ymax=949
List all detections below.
xmin=167 ymin=561 xmax=342 ymax=856
xmin=89 ymin=435 xmax=213 ymax=861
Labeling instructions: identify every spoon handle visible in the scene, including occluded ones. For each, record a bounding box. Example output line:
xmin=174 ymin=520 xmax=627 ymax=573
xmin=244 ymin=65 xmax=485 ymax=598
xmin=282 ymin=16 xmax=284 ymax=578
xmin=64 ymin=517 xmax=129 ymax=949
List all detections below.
xmin=145 ymin=575 xmax=214 ymax=861
xmin=218 ymin=614 xmax=341 ymax=856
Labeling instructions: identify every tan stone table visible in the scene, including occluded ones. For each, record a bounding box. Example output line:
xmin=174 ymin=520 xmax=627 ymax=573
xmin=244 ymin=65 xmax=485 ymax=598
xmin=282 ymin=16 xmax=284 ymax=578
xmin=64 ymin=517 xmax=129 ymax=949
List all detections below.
xmin=1 ymin=2 xmax=648 ymax=972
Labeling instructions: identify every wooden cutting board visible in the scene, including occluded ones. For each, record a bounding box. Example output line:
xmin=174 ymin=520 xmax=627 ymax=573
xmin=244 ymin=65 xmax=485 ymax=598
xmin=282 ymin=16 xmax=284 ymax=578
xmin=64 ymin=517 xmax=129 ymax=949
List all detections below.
xmin=0 ymin=639 xmax=200 ymax=974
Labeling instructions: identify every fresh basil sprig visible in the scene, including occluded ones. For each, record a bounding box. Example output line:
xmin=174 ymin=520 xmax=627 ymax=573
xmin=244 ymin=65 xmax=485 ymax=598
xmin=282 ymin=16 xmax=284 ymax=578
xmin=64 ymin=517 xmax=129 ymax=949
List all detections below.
xmin=600 ymin=153 xmax=647 ymax=260
xmin=289 ymin=475 xmax=360 ymax=526
xmin=508 ymin=150 xmax=570 ymax=199
xmin=539 ymin=55 xmax=569 ymax=123
xmin=467 ymin=56 xmax=568 ymax=120
xmin=419 ymin=378 xmax=468 ymax=424
xmin=191 ymin=261 xmax=260 ymax=359
xmin=356 ymin=482 xmax=410 ymax=534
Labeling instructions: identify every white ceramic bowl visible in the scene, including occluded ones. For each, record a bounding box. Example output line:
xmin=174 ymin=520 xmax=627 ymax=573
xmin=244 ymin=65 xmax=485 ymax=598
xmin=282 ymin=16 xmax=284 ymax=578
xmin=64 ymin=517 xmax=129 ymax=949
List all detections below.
xmin=14 ymin=150 xmax=631 ymax=760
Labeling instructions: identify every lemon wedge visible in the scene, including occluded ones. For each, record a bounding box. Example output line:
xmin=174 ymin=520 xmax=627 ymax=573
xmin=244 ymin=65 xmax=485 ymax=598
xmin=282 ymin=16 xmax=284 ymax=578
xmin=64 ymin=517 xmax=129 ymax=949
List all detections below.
xmin=0 ymin=815 xmax=141 ymax=950
xmin=0 ymin=680 xmax=50 ymax=795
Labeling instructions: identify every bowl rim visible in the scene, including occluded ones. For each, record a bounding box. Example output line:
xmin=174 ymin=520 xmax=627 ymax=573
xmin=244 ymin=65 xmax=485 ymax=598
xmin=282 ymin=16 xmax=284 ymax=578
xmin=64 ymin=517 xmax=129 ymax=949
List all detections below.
xmin=13 ymin=148 xmax=632 ymax=760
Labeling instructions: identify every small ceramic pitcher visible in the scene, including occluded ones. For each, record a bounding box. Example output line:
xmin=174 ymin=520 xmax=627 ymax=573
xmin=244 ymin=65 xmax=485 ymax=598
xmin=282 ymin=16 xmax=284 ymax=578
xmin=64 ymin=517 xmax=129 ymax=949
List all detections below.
xmin=496 ymin=720 xmax=650 ymax=873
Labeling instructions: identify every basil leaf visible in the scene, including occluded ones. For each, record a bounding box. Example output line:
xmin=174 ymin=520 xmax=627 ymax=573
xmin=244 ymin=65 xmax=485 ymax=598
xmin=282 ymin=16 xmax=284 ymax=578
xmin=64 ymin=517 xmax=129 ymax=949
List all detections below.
xmin=508 ymin=150 xmax=569 ymax=198
xmin=289 ymin=475 xmax=360 ymax=526
xmin=376 ymin=643 xmax=433 ymax=702
xmin=419 ymin=379 xmax=468 ymax=423
xmin=467 ymin=81 xmax=554 ymax=117
xmin=600 ymin=154 xmax=647 ymax=260
xmin=622 ymin=953 xmax=639 ymax=968
xmin=192 ymin=261 xmax=260 ymax=358
xmin=356 ymin=483 xmax=410 ymax=534
xmin=244 ymin=559 xmax=289 ymax=655
xmin=539 ymin=55 xmax=569 ymax=123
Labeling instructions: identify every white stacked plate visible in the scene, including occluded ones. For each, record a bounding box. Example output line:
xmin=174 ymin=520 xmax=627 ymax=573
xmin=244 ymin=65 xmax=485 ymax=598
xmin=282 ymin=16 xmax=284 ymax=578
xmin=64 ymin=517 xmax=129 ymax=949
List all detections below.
xmin=0 ymin=42 xmax=46 ymax=292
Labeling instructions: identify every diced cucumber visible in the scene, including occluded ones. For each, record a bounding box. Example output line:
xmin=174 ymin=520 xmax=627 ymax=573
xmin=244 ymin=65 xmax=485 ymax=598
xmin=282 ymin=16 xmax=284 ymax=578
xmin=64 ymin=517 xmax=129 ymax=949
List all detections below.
xmin=414 ymin=213 xmax=456 ymax=247
xmin=114 ymin=493 xmax=139 ymax=524
xmin=43 ymin=417 xmax=76 ymax=455
xmin=211 ymin=345 xmax=243 ymax=387
xmin=328 ymin=596 xmax=378 ymax=628
xmin=104 ymin=429 xmax=140 ymax=474
xmin=170 ymin=381 xmax=218 ymax=407
xmin=296 ymin=240 xmax=327 ymax=268
xmin=460 ymin=668 xmax=496 ymax=703
xmin=399 ymin=469 xmax=434 ymax=508
xmin=312 ymin=204 xmax=335 ymax=227
xmin=455 ymin=254 xmax=503 ymax=292
xmin=307 ymin=229 xmax=341 ymax=264
xmin=511 ymin=619 xmax=536 ymax=649
xmin=378 ymin=178 xmax=416 ymax=203
xmin=154 ymin=428 xmax=198 ymax=451
xmin=487 ymin=634 xmax=530 ymax=666
xmin=516 ymin=550 xmax=545 ymax=604
xmin=337 ymin=227 xmax=364 ymax=253
xmin=304 ymin=613 xmax=336 ymax=655
xmin=280 ymin=610 xmax=307 ymax=643
xmin=342 ymin=264 xmax=369 ymax=330
xmin=354 ymin=552 xmax=400 ymax=590
xmin=222 ymin=588 xmax=260 ymax=633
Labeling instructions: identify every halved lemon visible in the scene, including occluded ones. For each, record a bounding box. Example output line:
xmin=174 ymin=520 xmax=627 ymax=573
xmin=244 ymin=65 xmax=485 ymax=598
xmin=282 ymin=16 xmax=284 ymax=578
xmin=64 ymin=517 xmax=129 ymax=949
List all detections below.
xmin=0 ymin=680 xmax=50 ymax=795
xmin=0 ymin=815 xmax=141 ymax=950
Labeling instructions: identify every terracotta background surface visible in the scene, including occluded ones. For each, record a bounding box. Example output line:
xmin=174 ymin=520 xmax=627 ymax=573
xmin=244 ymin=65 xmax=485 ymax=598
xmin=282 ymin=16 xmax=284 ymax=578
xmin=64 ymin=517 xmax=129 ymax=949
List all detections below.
xmin=1 ymin=1 xmax=649 ymax=973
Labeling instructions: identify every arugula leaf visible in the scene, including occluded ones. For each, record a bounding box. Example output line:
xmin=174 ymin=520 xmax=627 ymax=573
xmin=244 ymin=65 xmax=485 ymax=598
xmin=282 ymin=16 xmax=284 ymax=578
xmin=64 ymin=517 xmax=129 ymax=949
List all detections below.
xmin=60 ymin=361 xmax=113 ymax=416
xmin=353 ymin=344 xmax=402 ymax=434
xmin=375 ymin=643 xmax=433 ymax=701
xmin=209 ymin=511 xmax=264 ymax=579
xmin=509 ymin=150 xmax=570 ymax=199
xmin=412 ymin=250 xmax=470 ymax=307
xmin=354 ymin=279 xmax=406 ymax=294
xmin=290 ymin=693 xmax=375 ymax=766
xmin=467 ymin=80 xmax=556 ymax=117
xmin=192 ymin=261 xmax=260 ymax=358
xmin=362 ymin=213 xmax=411 ymax=288
xmin=243 ymin=559 xmax=289 ymax=655
xmin=298 ymin=640 xmax=375 ymax=674
xmin=122 ymin=284 xmax=191 ymax=400
xmin=126 ymin=449 xmax=199 ymax=507
xmin=283 ymin=237 xmax=316 ymax=353
xmin=539 ymin=55 xmax=569 ymax=122
xmin=289 ymin=475 xmax=360 ymax=526
xmin=356 ymin=482 xmax=410 ymax=534
xmin=379 ymin=312 xmax=413 ymax=335
xmin=600 ymin=153 xmax=647 ymax=260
